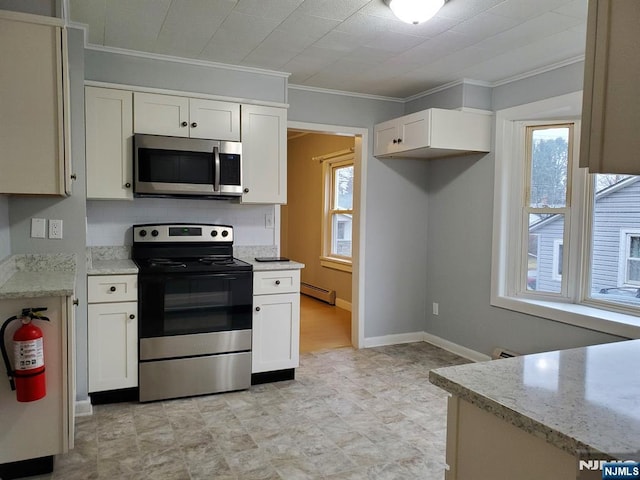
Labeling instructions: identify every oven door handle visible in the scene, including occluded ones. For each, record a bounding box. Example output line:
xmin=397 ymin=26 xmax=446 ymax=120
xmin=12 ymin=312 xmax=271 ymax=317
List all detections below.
xmin=213 ymin=145 xmax=220 ymax=192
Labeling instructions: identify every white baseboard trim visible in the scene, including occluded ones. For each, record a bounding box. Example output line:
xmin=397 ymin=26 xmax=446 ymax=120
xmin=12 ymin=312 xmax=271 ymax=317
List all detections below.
xmin=335 ymin=298 xmax=352 ymax=312
xmin=75 ymin=399 xmax=93 ymax=417
xmin=422 ymin=332 xmax=491 ymax=362
xmin=363 ymin=331 xmax=425 ymax=348
xmin=362 ymin=331 xmax=490 ymax=362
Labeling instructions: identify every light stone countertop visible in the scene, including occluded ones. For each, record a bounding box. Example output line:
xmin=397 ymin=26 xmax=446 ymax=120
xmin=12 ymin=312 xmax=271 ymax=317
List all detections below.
xmin=86 ymin=245 xmax=303 ymax=274
xmin=240 ymin=258 xmax=305 ymax=272
xmin=429 ymin=339 xmax=640 ymax=461
xmin=87 ymin=259 xmax=138 ymax=275
xmin=0 ymin=254 xmax=76 ymax=299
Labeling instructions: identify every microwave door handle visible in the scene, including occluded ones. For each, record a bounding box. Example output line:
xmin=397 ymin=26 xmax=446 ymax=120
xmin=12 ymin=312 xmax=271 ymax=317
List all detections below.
xmin=213 ymin=145 xmax=220 ymax=192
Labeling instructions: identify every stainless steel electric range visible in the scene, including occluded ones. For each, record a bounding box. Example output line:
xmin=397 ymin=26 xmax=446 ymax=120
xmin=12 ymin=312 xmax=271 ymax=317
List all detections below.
xmin=131 ymin=223 xmax=253 ymax=402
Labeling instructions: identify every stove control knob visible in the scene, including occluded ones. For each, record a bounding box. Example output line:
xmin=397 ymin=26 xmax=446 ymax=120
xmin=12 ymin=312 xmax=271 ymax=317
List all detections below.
xmin=211 ymin=230 xmax=218 ymax=237
xmin=221 ymin=230 xmax=229 ymax=238
xmin=139 ymin=229 xmax=147 ymax=237
xmin=151 ymin=230 xmax=159 ymax=237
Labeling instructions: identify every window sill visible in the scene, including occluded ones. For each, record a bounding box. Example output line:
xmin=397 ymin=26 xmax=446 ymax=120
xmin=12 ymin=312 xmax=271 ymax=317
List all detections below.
xmin=320 ymin=256 xmax=352 ymax=273
xmin=491 ymin=295 xmax=640 ymax=339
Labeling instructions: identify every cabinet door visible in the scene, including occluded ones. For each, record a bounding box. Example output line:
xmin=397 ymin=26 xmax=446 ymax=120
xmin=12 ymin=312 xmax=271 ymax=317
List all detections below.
xmin=88 ymin=302 xmax=138 ymax=392
xmin=252 ymin=293 xmax=300 ymax=373
xmin=580 ymin=0 xmax=640 ymax=174
xmin=241 ymin=105 xmax=287 ymax=204
xmin=85 ymin=87 xmax=134 ymax=200
xmin=373 ymin=119 xmax=400 ymax=156
xmin=133 ymin=92 xmax=189 ymax=137
xmin=398 ymin=110 xmax=430 ymax=152
xmin=0 ymin=296 xmax=70 ymax=462
xmin=189 ymin=98 xmax=240 ymax=141
xmin=0 ymin=17 xmax=68 ymax=195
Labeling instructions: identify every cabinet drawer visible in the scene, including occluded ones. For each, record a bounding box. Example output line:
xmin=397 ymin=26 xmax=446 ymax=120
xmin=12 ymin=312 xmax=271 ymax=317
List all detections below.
xmin=88 ymin=275 xmax=137 ymax=303
xmin=253 ymin=270 xmax=300 ymax=295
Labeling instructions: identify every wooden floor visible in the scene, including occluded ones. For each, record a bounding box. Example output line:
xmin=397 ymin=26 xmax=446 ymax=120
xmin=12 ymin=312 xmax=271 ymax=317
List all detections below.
xmin=299 ymin=294 xmax=352 ymax=353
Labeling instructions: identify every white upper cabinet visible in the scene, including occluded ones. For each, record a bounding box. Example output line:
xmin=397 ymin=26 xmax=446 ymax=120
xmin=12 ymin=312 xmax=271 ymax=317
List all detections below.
xmin=85 ymin=87 xmax=134 ymax=200
xmin=374 ymin=108 xmax=491 ymax=159
xmin=0 ymin=13 xmax=71 ymax=195
xmin=580 ymin=0 xmax=640 ymax=174
xmin=241 ymin=105 xmax=287 ymax=204
xmin=133 ymin=92 xmax=240 ymax=141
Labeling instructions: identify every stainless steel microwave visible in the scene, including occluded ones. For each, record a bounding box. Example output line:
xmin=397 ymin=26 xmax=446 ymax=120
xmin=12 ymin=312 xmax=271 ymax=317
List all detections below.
xmin=134 ymin=134 xmax=242 ymax=198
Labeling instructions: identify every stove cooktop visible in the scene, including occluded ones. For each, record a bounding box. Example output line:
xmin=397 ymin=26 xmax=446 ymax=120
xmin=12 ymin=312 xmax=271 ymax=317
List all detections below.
xmin=134 ymin=256 xmax=252 ymax=273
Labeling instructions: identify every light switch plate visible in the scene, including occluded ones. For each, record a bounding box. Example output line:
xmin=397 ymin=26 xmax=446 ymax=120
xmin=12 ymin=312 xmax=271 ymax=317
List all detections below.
xmin=31 ymin=218 xmax=46 ymax=238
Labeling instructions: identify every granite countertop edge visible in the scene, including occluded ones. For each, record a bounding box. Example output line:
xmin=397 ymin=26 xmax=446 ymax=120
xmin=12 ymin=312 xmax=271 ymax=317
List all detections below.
xmin=428 ymin=370 xmax=603 ymax=460
xmin=0 ymin=253 xmax=77 ymax=300
xmin=241 ymin=258 xmax=305 ymax=271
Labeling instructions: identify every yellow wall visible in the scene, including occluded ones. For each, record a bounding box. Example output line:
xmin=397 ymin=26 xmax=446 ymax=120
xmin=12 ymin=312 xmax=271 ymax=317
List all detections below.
xmin=282 ymin=132 xmax=355 ymax=305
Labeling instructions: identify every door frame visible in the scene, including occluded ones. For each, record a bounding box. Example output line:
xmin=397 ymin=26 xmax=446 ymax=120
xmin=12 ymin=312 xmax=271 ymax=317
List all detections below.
xmin=287 ymin=120 xmax=367 ymax=349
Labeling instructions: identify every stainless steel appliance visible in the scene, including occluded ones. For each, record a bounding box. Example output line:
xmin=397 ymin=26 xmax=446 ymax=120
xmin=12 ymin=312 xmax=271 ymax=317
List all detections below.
xmin=132 ymin=223 xmax=252 ymax=402
xmin=134 ymin=134 xmax=242 ymax=198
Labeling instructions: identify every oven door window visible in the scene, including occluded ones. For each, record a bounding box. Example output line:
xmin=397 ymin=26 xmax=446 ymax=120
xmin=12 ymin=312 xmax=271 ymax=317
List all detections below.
xmin=139 ymin=272 xmax=252 ymax=338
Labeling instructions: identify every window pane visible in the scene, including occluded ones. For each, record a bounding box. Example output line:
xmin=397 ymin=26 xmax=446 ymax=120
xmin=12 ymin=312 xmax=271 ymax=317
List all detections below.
xmin=588 ymin=175 xmax=640 ymax=307
xmin=334 ymin=166 xmax=353 ymax=210
xmin=332 ymin=214 xmax=352 ymax=257
xmin=529 ymin=127 xmax=569 ymax=208
xmin=528 ymin=213 xmax=564 ymax=293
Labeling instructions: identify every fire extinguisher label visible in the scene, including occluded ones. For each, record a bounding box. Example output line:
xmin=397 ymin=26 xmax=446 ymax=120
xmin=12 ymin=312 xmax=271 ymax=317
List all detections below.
xmin=14 ymin=338 xmax=44 ymax=370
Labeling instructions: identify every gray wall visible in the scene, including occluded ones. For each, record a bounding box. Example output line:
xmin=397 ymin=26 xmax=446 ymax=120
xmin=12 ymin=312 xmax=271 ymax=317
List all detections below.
xmin=85 ymin=49 xmax=287 ymax=105
xmin=423 ymin=64 xmax=626 ymax=357
xmin=0 ymin=0 xmax=55 ymax=16
xmin=0 ymin=197 xmax=9 ymax=259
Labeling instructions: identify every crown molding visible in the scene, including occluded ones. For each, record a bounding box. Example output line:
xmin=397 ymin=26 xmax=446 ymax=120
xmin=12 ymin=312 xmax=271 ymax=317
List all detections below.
xmin=491 ymin=55 xmax=585 ymax=87
xmin=287 ymin=84 xmax=405 ymax=103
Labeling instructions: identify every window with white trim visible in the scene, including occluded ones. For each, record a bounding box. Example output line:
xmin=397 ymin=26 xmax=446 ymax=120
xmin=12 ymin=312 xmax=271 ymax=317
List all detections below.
xmin=620 ymin=231 xmax=640 ymax=287
xmin=321 ymin=154 xmax=354 ymax=271
xmin=492 ymin=92 xmax=640 ymax=335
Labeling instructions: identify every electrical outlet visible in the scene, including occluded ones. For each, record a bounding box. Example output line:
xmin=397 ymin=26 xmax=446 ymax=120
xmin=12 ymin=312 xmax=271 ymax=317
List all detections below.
xmin=31 ymin=218 xmax=46 ymax=238
xmin=265 ymin=212 xmax=274 ymax=229
xmin=49 ymin=219 xmax=63 ymax=239
xmin=433 ymin=302 xmax=439 ymax=315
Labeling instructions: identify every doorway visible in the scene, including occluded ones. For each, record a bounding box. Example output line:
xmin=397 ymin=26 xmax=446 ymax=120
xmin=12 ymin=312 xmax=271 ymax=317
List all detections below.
xmin=282 ymin=122 xmax=367 ymax=351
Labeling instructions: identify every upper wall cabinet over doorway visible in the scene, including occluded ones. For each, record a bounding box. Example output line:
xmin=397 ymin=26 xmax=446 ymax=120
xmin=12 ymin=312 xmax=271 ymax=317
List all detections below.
xmin=133 ymin=92 xmax=240 ymax=141
xmin=374 ymin=108 xmax=491 ymax=160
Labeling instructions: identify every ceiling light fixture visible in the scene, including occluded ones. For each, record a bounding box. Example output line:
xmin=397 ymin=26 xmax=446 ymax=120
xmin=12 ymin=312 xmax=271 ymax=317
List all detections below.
xmin=385 ymin=0 xmax=445 ymax=25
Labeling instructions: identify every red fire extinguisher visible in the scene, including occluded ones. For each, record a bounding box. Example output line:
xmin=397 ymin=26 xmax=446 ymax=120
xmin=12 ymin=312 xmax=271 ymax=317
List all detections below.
xmin=1 ymin=307 xmax=49 ymax=402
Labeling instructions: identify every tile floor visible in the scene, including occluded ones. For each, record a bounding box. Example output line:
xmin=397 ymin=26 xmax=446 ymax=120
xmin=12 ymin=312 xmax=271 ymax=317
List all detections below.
xmin=40 ymin=342 xmax=469 ymax=480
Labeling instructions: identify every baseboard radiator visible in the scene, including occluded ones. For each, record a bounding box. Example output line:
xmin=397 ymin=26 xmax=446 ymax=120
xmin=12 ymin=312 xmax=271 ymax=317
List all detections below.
xmin=300 ymin=282 xmax=336 ymax=305
xmin=491 ymin=347 xmax=520 ymax=360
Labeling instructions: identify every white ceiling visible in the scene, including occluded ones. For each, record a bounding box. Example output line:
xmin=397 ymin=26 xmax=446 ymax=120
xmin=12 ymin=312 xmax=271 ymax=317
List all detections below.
xmin=68 ymin=0 xmax=588 ymax=99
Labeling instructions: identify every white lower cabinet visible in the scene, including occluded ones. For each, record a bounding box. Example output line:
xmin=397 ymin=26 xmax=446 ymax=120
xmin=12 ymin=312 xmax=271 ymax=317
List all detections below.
xmin=252 ymin=270 xmax=300 ymax=373
xmin=0 ymin=296 xmax=75 ymax=464
xmin=87 ymin=275 xmax=138 ymax=392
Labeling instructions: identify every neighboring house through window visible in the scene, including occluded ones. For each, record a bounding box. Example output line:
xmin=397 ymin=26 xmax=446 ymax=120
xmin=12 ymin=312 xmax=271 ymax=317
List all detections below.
xmin=321 ymin=151 xmax=354 ymax=272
